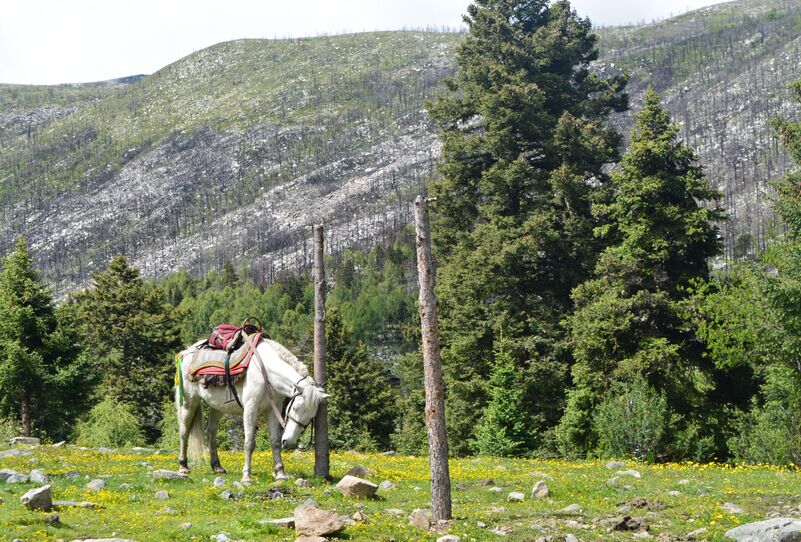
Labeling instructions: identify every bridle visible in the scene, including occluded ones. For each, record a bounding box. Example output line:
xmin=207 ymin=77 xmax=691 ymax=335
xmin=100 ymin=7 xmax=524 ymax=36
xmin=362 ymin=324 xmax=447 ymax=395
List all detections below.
xmin=284 ymin=375 xmax=315 ymax=452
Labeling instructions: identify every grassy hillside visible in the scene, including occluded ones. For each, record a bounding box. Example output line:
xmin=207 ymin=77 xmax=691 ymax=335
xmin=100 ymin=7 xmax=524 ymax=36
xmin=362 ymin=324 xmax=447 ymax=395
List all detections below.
xmin=1 ymin=444 xmax=797 ymax=541
xmin=1 ymin=0 xmax=800 ymax=292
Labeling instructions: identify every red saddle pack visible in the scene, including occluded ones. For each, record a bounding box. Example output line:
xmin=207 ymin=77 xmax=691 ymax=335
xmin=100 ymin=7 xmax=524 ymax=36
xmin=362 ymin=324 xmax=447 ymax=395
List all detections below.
xmin=208 ymin=316 xmax=266 ymax=351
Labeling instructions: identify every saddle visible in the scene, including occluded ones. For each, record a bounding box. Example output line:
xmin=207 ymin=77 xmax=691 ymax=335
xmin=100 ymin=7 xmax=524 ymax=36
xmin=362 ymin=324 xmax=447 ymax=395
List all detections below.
xmin=189 ymin=317 xmax=269 ymax=407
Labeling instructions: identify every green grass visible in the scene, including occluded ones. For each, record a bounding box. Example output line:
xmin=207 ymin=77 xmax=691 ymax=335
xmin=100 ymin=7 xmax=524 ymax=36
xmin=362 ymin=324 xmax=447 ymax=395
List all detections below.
xmin=1 ymin=444 xmax=798 ymax=541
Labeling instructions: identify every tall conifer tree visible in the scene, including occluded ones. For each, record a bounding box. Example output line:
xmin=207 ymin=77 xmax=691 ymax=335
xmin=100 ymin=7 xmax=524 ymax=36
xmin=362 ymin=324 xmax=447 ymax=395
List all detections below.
xmin=426 ymin=0 xmax=627 ymax=453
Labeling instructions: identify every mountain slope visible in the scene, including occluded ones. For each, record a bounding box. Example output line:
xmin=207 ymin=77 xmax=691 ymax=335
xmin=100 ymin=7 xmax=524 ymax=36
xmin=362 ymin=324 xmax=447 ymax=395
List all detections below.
xmin=1 ymin=0 xmax=800 ymax=292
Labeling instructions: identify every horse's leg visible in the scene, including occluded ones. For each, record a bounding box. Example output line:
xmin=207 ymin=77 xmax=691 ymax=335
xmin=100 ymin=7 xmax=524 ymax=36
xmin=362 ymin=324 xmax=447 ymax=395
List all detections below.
xmin=241 ymin=402 xmax=258 ymax=485
xmin=207 ymin=408 xmax=226 ymax=474
xmin=267 ymin=410 xmax=289 ymax=481
xmin=177 ymin=399 xmax=195 ymax=474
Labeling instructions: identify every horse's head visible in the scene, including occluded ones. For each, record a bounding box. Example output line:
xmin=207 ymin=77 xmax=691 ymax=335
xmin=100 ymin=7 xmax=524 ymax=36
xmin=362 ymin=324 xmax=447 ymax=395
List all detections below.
xmin=281 ymin=380 xmax=328 ymax=450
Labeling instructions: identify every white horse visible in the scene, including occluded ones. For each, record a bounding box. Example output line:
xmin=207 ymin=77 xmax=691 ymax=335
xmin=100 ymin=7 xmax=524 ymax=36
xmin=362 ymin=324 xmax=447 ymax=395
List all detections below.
xmin=175 ymin=337 xmax=328 ymax=484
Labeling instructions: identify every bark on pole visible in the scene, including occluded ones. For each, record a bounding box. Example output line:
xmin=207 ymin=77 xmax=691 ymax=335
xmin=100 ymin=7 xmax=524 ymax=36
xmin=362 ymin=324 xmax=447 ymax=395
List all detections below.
xmin=413 ymin=195 xmax=452 ymax=521
xmin=313 ymin=224 xmax=330 ymax=479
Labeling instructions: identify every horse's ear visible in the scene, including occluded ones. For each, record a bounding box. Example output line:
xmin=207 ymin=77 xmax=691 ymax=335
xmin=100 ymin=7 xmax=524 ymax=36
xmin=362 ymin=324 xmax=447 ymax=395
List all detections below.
xmin=319 ymin=391 xmax=330 ymax=404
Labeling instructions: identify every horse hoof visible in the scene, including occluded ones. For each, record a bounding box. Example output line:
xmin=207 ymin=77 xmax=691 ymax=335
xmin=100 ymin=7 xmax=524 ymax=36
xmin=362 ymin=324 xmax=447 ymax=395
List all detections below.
xmin=178 ymin=466 xmax=190 ymax=475
xmin=213 ymin=467 xmax=227 ymax=474
xmin=274 ymin=472 xmax=289 ymax=481
xmin=241 ymin=477 xmax=253 ymax=486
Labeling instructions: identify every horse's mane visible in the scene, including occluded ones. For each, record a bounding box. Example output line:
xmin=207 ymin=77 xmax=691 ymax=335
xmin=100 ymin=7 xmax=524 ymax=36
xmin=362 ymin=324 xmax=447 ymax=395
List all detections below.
xmin=263 ymin=339 xmax=310 ymax=380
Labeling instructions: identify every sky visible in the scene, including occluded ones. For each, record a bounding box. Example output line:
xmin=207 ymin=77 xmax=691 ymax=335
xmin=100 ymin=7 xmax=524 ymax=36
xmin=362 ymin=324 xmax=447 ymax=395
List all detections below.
xmin=0 ymin=0 xmax=728 ymax=85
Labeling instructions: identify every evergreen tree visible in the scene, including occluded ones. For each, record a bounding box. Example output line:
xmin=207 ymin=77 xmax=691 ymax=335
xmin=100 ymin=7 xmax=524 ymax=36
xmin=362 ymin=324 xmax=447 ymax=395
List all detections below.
xmin=472 ymin=347 xmax=528 ymax=456
xmin=325 ymin=309 xmax=397 ymax=450
xmin=426 ymin=0 xmax=627 ymax=454
xmin=72 ymin=255 xmax=181 ymax=441
xmin=0 ymin=237 xmax=89 ymax=438
xmin=559 ymin=89 xmax=723 ymax=459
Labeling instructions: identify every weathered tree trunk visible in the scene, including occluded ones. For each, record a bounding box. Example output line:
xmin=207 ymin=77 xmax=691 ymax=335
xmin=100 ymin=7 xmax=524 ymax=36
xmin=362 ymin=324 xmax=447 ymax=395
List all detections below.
xmin=413 ymin=195 xmax=452 ymax=521
xmin=313 ymin=224 xmax=330 ymax=479
xmin=21 ymin=389 xmax=31 ymax=437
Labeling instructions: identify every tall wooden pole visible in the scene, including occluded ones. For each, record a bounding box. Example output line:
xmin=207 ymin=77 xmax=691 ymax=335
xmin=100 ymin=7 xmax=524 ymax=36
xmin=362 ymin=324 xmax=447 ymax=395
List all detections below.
xmin=313 ymin=224 xmax=330 ymax=479
xmin=413 ymin=195 xmax=452 ymax=521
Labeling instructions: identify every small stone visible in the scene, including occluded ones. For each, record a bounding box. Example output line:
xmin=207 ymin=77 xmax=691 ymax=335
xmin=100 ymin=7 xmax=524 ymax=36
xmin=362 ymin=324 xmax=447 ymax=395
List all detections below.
xmin=508 ymin=492 xmax=525 ymax=502
xmin=86 ymin=479 xmax=106 ymax=491
xmin=477 ymin=521 xmax=487 ymax=528
xmin=29 ymin=469 xmax=50 ymax=484
xmin=606 ymin=477 xmax=620 ymax=485
xmin=52 ymin=440 xmax=66 ymax=447
xmin=0 ymin=449 xmax=31 ymax=458
xmin=154 ymin=490 xmax=169 ymax=500
xmin=530 ymin=471 xmax=553 ymax=479
xmin=295 ymin=536 xmax=327 ymax=542
xmin=559 ymin=503 xmax=583 ymax=515
xmin=565 ymin=535 xmax=580 ymax=542
xmin=606 ymin=461 xmax=626 ymax=469
xmin=413 ymin=486 xmax=422 ymax=491
xmin=46 ymin=512 xmax=60 ymax=524
xmin=232 ymin=481 xmax=244 ymax=490
xmin=379 ymin=480 xmax=396 ymax=491
xmin=152 ymin=469 xmax=189 ymax=480
xmin=321 ymin=490 xmax=332 ymax=496
xmin=0 ymin=469 xmax=24 ymax=482
xmin=211 ymin=534 xmax=230 ymax=542
xmin=220 ymin=490 xmax=232 ymax=500
xmin=65 ymin=471 xmax=81 ymax=479
xmin=180 ymin=522 xmax=192 ymax=530
xmin=612 ymin=516 xmax=649 ymax=533
xmin=293 ymin=501 xmax=345 ymax=537
xmin=489 ymin=486 xmax=503 ymax=493
xmin=437 ymin=536 xmax=461 ymax=542
xmin=9 ymin=436 xmax=40 ymax=446
xmin=346 ymin=465 xmax=374 ymax=478
xmin=385 ymin=508 xmax=405 ymax=516
xmin=272 ymin=491 xmax=284 ymax=500
xmin=295 ymin=478 xmax=310 ymax=488
xmin=531 ymin=480 xmax=549 ymax=498
xmin=303 ymin=498 xmax=319 ymax=508
xmin=687 ymin=527 xmax=708 ymax=540
xmin=667 ymin=490 xmax=681 ymax=496
xmin=21 ymin=485 xmax=52 ymax=510
xmin=213 ymin=476 xmax=226 ymax=487
xmin=478 ymin=478 xmax=495 ymax=486
xmin=353 ymin=510 xmax=367 ymax=522
xmin=335 ymin=475 xmax=378 ymax=498
xmin=97 ymin=447 xmax=113 ymax=454
xmin=410 ymin=508 xmax=433 ymax=530
xmin=491 ymin=526 xmax=511 ymax=535
xmin=119 ymin=483 xmax=133 ymax=490
xmin=678 ymin=479 xmax=690 ymax=485
xmin=382 ymin=450 xmax=396 ymax=456
xmin=455 ymin=482 xmax=468 ymax=490
xmin=615 ymin=470 xmax=641 ymax=479
xmin=53 ymin=500 xmax=96 ymax=508
xmin=160 ymin=505 xmax=178 ymax=515
xmin=723 ymin=502 xmax=744 ymax=514
xmin=7 ymin=473 xmax=29 ymax=484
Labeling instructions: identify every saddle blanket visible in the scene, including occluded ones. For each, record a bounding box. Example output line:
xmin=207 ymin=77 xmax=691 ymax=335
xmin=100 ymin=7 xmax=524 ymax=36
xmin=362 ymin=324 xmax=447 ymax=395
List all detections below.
xmin=187 ymin=333 xmax=263 ymax=382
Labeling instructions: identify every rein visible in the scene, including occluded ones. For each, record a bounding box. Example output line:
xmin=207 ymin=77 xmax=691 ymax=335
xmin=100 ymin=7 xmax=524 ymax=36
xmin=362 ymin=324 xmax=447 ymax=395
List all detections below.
xmin=241 ymin=331 xmax=288 ymax=429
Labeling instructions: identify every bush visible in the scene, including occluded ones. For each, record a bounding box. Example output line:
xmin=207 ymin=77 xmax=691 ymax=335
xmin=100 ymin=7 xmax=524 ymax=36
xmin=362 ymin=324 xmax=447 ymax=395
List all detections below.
xmin=74 ymin=396 xmax=145 ymax=448
xmin=0 ymin=415 xmax=21 ymax=444
xmin=156 ymin=400 xmax=179 ymax=450
xmin=728 ymin=366 xmax=801 ymax=466
xmin=595 ymin=377 xmax=671 ymax=461
xmin=556 ymin=387 xmax=598 ymax=459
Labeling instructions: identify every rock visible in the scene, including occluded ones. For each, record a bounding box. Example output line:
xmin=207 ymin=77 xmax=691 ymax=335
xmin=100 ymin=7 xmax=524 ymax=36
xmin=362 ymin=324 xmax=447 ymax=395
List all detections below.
xmin=489 ymin=486 xmax=503 ymax=493
xmin=413 ymin=486 xmax=421 ymax=491
xmin=566 ymin=536 xmax=580 ymax=542
xmin=353 ymin=510 xmax=367 ymax=522
xmin=130 ymin=447 xmax=151 ymax=453
xmin=295 ymin=537 xmax=327 ymax=542
xmin=606 ymin=461 xmax=626 ymax=469
xmin=160 ymin=506 xmax=178 ymax=515
xmin=180 ymin=522 xmax=192 ymax=529
xmin=617 ymin=498 xmax=666 ymax=511
xmin=321 ymin=490 xmax=332 ymax=496
xmin=612 ymin=516 xmax=649 ymax=533
xmin=606 ymin=477 xmax=620 ymax=485
xmin=508 ymin=492 xmax=525 ymax=502
xmin=295 ymin=478 xmax=310 ymax=488
xmin=410 ymin=508 xmax=433 ymax=530
xmin=119 ymin=483 xmax=133 ymax=490
xmin=152 ymin=469 xmax=189 ymax=481
xmin=97 ymin=447 xmax=113 ymax=454
xmin=478 ymin=478 xmax=495 ymax=486
xmin=70 ymin=539 xmax=139 ymax=542
xmin=47 ymin=512 xmax=60 ymax=524
xmin=65 ymin=471 xmax=81 ymax=479
xmin=232 ymin=481 xmax=244 ymax=490
xmin=687 ymin=528 xmax=708 ymax=540
xmin=7 ymin=474 xmax=29 ymax=483
xmin=272 ymin=491 xmax=284 ymax=500
xmin=385 ymin=508 xmax=405 ymax=516
xmin=559 ymin=503 xmax=583 ymax=515
xmin=52 ymin=440 xmax=66 ymax=447
xmin=220 ymin=490 xmax=233 ymax=500
xmin=491 ymin=526 xmax=512 ymax=535
xmin=213 ymin=476 xmax=226 ymax=487
xmin=21 ymin=485 xmax=52 ymax=510
xmin=54 ymin=500 xmax=96 ymax=508
xmin=346 ymin=465 xmax=374 ymax=478
xmin=723 ymin=502 xmax=745 ymax=515
xmin=211 ymin=534 xmax=230 ymax=542
xmin=29 ymin=469 xmax=50 ymax=484
xmin=530 ymin=471 xmax=553 ymax=479
xmin=615 ymin=470 xmax=641 ymax=479
xmin=260 ymin=517 xmax=295 ymax=528
xmin=154 ymin=490 xmax=169 ymax=500
xmin=438 ymin=536 xmax=461 ymax=542
xmin=455 ymin=482 xmax=468 ymax=490
xmin=678 ymin=479 xmax=690 ymax=485
xmin=303 ymin=498 xmax=319 ymax=508
xmin=293 ymin=501 xmax=345 ymax=537
xmin=86 ymin=479 xmax=106 ymax=491
xmin=477 ymin=521 xmax=487 ymax=528
xmin=0 ymin=469 xmax=25 ymax=482
xmin=722 ymin=518 xmax=801 ymax=542
xmin=379 ymin=480 xmax=396 ymax=491
xmin=382 ymin=450 xmax=396 ymax=456
xmin=668 ymin=490 xmax=681 ymax=496
xmin=9 ymin=436 xmax=40 ymax=446
xmin=532 ymin=480 xmax=550 ymax=498
xmin=335 ymin=475 xmax=378 ymax=498
xmin=0 ymin=449 xmax=31 ymax=458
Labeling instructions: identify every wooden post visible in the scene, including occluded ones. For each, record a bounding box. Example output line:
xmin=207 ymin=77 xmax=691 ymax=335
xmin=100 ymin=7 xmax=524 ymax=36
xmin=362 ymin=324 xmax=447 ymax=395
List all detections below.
xmin=413 ymin=195 xmax=452 ymax=521
xmin=313 ymin=224 xmax=330 ymax=479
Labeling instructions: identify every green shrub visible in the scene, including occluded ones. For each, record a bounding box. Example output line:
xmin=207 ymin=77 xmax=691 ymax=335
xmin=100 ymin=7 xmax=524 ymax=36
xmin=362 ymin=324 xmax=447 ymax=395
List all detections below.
xmin=595 ymin=377 xmax=671 ymax=461
xmin=0 ymin=415 xmax=21 ymax=444
xmin=73 ymin=396 xmax=145 ymax=448
xmin=556 ymin=387 xmax=598 ymax=459
xmin=156 ymin=400 xmax=179 ymax=450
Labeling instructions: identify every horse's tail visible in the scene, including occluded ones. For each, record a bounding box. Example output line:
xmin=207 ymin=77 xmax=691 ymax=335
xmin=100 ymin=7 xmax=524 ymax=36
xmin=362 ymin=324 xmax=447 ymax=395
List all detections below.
xmin=186 ymin=405 xmax=207 ymax=465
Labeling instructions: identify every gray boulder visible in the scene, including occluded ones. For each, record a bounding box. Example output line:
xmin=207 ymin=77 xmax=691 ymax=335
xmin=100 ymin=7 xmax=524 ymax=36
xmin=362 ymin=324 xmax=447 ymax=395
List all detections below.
xmin=29 ymin=469 xmax=50 ymax=484
xmin=7 ymin=474 xmax=29 ymax=484
xmin=0 ymin=449 xmax=31 ymax=458
xmin=410 ymin=508 xmax=433 ymax=530
xmin=346 ymin=465 xmax=374 ymax=478
xmin=293 ymin=501 xmax=346 ymax=537
xmin=86 ymin=479 xmax=106 ymax=491
xmin=379 ymin=480 xmax=396 ymax=491
xmin=152 ymin=469 xmax=189 ymax=481
xmin=9 ymin=436 xmax=40 ymax=446
xmin=335 ymin=475 xmax=378 ymax=498
xmin=725 ymin=518 xmax=801 ymax=541
xmin=0 ymin=469 xmax=24 ymax=482
xmin=532 ymin=480 xmax=550 ymax=498
xmin=21 ymin=485 xmax=52 ymax=511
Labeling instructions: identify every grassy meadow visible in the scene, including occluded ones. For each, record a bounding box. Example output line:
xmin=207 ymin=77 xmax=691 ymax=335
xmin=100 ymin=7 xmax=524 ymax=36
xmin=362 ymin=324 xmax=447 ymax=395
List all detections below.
xmin=1 ymin=444 xmax=798 ymax=541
